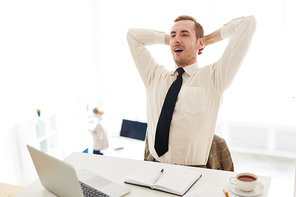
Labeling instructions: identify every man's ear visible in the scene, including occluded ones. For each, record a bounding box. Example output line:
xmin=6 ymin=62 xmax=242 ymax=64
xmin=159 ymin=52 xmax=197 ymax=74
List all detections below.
xmin=197 ymin=38 xmax=205 ymax=55
xmin=197 ymin=38 xmax=205 ymax=50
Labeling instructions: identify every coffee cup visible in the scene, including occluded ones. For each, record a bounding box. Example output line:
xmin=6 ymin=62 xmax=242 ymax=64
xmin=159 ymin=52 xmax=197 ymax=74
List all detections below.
xmin=230 ymin=172 xmax=258 ymax=192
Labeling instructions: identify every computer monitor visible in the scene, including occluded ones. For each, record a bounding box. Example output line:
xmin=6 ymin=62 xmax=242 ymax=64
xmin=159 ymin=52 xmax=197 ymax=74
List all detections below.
xmin=119 ymin=119 xmax=147 ymax=141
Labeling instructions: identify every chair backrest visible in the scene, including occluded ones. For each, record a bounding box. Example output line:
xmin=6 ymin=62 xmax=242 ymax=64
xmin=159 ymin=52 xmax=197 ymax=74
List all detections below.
xmin=206 ymin=134 xmax=234 ymax=171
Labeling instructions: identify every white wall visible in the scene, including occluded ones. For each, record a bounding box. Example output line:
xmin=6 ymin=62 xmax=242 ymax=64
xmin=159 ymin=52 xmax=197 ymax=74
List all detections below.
xmin=0 ymin=0 xmax=99 ymax=186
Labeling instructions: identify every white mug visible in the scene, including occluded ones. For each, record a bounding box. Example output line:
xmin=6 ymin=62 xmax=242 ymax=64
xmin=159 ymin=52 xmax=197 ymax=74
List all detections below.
xmin=230 ymin=172 xmax=258 ymax=192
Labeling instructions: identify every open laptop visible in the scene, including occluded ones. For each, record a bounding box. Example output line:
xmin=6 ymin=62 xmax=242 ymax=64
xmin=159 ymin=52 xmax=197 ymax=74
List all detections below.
xmin=119 ymin=119 xmax=147 ymax=141
xmin=112 ymin=119 xmax=147 ymax=151
xmin=27 ymin=145 xmax=130 ymax=197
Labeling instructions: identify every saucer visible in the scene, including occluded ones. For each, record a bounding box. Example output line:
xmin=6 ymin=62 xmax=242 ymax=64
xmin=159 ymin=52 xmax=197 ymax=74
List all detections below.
xmin=229 ymin=182 xmax=264 ymax=197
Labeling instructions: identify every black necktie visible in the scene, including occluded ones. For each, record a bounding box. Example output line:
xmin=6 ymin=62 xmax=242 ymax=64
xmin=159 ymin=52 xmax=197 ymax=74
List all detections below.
xmin=154 ymin=67 xmax=185 ymax=157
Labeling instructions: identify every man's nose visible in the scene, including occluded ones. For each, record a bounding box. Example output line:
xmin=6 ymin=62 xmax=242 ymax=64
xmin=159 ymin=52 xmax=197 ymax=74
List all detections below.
xmin=174 ymin=35 xmax=181 ymax=43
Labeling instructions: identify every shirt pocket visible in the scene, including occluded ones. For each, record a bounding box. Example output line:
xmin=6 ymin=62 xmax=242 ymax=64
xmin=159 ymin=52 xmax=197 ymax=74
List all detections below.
xmin=180 ymin=87 xmax=206 ymax=114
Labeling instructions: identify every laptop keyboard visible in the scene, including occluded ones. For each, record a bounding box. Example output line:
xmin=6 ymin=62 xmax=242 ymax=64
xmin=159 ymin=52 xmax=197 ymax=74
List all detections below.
xmin=79 ymin=181 xmax=110 ymax=197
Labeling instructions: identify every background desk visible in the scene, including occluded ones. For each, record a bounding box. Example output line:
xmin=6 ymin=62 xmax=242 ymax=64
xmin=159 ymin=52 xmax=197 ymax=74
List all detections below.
xmin=101 ymin=136 xmax=146 ymax=160
xmin=16 ymin=152 xmax=271 ymax=197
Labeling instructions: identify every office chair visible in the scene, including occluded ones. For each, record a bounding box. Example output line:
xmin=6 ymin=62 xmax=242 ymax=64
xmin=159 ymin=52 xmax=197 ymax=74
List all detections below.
xmin=206 ymin=134 xmax=234 ymax=171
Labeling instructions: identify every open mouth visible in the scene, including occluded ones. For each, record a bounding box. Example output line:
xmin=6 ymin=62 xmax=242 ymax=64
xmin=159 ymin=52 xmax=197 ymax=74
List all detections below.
xmin=174 ymin=48 xmax=184 ymax=53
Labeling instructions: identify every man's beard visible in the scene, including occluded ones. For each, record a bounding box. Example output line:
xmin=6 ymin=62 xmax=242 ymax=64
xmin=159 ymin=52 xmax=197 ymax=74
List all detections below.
xmin=174 ymin=57 xmax=189 ymax=67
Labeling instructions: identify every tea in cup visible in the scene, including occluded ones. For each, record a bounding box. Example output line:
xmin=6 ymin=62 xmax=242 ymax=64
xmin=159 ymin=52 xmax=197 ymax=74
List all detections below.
xmin=230 ymin=173 xmax=258 ymax=192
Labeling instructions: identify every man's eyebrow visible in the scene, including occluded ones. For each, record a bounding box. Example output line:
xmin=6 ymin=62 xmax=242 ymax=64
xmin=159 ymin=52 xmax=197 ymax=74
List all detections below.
xmin=181 ymin=30 xmax=190 ymax=33
xmin=170 ymin=30 xmax=190 ymax=34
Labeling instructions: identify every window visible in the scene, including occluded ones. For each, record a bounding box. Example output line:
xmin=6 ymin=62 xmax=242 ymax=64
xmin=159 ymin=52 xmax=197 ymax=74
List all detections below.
xmin=96 ymin=0 xmax=296 ymax=136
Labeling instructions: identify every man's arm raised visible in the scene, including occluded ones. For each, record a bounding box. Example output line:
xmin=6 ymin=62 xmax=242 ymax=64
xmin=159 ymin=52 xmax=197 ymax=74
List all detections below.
xmin=210 ymin=16 xmax=256 ymax=93
xmin=205 ymin=29 xmax=223 ymax=47
xmin=165 ymin=34 xmax=170 ymax=45
xmin=198 ymin=28 xmax=223 ymax=55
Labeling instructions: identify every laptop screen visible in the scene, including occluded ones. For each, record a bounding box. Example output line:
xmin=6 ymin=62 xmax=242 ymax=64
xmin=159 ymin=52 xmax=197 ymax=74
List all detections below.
xmin=119 ymin=119 xmax=147 ymax=141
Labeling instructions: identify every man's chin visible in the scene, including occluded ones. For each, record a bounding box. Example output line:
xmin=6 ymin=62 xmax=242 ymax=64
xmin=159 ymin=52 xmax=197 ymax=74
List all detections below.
xmin=174 ymin=59 xmax=187 ymax=67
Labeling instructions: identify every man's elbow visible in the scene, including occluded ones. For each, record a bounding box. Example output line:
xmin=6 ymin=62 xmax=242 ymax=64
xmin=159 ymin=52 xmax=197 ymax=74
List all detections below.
xmin=127 ymin=28 xmax=134 ymax=39
xmin=245 ymin=15 xmax=257 ymax=34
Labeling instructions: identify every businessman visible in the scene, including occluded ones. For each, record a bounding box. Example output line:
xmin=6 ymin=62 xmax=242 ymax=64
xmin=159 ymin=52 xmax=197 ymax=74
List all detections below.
xmin=127 ymin=15 xmax=256 ymax=166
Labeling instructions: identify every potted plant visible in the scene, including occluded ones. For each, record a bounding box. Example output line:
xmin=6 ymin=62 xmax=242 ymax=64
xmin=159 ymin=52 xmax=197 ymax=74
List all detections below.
xmin=37 ymin=109 xmax=41 ymax=117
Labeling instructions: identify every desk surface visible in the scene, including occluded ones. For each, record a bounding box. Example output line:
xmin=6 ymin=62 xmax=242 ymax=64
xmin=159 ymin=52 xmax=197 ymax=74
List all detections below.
xmin=15 ymin=152 xmax=271 ymax=197
xmin=0 ymin=182 xmax=24 ymax=197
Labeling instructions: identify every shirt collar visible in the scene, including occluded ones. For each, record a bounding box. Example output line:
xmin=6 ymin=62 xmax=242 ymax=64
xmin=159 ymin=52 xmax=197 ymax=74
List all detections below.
xmin=173 ymin=62 xmax=199 ymax=77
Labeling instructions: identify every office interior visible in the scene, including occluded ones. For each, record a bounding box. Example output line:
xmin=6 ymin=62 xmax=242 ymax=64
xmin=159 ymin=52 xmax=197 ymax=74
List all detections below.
xmin=0 ymin=0 xmax=295 ymax=196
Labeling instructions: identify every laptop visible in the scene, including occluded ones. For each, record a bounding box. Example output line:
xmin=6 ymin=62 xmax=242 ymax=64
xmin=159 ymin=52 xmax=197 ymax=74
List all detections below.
xmin=111 ymin=119 xmax=147 ymax=151
xmin=119 ymin=119 xmax=147 ymax=141
xmin=27 ymin=145 xmax=130 ymax=197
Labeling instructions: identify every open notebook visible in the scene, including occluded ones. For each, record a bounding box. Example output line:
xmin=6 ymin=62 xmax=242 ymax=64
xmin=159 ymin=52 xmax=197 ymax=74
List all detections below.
xmin=124 ymin=163 xmax=202 ymax=196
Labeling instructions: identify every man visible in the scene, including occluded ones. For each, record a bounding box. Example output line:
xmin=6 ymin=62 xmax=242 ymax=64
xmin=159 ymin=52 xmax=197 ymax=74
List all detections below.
xmin=127 ymin=15 xmax=256 ymax=166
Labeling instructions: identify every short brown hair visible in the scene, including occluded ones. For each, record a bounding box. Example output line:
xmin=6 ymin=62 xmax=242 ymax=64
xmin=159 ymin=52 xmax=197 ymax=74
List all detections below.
xmin=174 ymin=15 xmax=204 ymax=39
xmin=93 ymin=108 xmax=104 ymax=114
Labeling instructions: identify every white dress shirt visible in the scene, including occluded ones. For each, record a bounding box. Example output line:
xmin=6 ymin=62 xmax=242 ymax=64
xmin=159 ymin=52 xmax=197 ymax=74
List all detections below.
xmin=127 ymin=16 xmax=256 ymax=165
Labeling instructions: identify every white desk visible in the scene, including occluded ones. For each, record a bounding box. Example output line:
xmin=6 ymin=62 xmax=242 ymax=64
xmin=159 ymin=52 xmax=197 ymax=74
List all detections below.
xmin=16 ymin=152 xmax=271 ymax=197
xmin=101 ymin=136 xmax=146 ymax=160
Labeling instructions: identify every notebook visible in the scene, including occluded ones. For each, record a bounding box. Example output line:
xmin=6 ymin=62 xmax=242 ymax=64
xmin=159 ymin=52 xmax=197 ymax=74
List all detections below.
xmin=27 ymin=145 xmax=130 ymax=197
xmin=124 ymin=163 xmax=202 ymax=196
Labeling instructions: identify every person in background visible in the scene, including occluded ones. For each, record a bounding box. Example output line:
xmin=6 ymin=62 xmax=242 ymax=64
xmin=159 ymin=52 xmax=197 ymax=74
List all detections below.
xmin=88 ymin=108 xmax=109 ymax=155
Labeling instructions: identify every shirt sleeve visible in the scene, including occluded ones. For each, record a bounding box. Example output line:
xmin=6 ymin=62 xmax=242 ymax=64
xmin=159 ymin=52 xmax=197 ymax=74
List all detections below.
xmin=127 ymin=28 xmax=166 ymax=87
xmin=212 ymin=16 xmax=257 ymax=94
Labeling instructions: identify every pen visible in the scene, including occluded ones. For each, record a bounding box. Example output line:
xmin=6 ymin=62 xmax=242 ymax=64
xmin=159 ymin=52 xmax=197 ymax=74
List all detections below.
xmin=153 ymin=168 xmax=164 ymax=183
xmin=223 ymin=189 xmax=229 ymax=197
